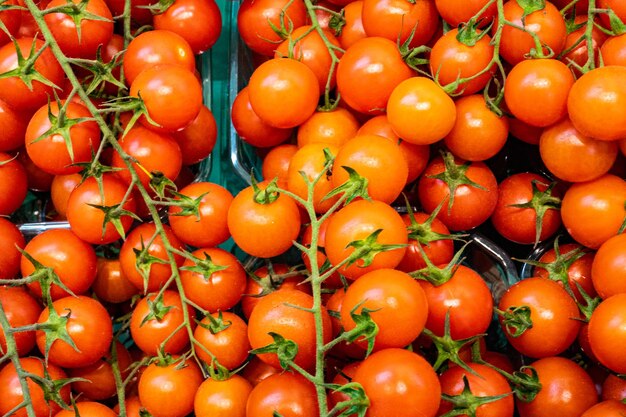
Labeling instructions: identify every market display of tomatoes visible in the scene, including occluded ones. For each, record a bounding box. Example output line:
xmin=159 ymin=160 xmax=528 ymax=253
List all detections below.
xmin=1 ymin=0 xmax=626 ymax=416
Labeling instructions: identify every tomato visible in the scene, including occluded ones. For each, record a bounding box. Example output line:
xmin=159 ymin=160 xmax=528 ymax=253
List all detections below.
xmin=590 ymin=233 xmax=626 ymax=299
xmin=418 ymin=154 xmax=498 ymax=231
xmin=153 ymin=0 xmax=222 ymax=54
xmin=246 ymin=371 xmax=319 ymax=417
xmin=328 ymin=361 xmax=361 ymax=411
xmin=562 ymin=16 xmax=607 ymax=72
xmin=119 ymin=223 xmax=185 ymax=293
xmin=172 ymin=105 xmax=217 ymax=165
xmin=0 ymin=98 xmax=28 ymax=152
xmin=194 ymin=374 xmax=252 ymax=417
xmin=517 ymin=357 xmax=598 ymax=417
xmin=138 ymin=358 xmax=203 ymax=417
xmin=0 ymin=37 xmax=64 ymax=111
xmin=106 ymin=0 xmax=153 ymax=25
xmin=262 ymin=143 xmax=298 ymax=187
xmin=361 ymin=0 xmax=438 ymax=48
xmin=331 ymin=134 xmax=408 ymax=204
xmin=438 ymin=363 xmax=514 ymax=417
xmin=582 ymin=400 xmax=626 ymax=417
xmin=497 ymin=1 xmax=566 ymax=65
xmin=325 ymin=199 xmax=408 ymax=280
xmin=66 ymin=173 xmax=138 ymax=244
xmin=50 ymin=173 xmax=81 ymax=218
xmin=491 ymin=173 xmax=561 ymax=245
xmin=0 ymin=0 xmax=21 ymax=46
xmin=602 ymin=374 xmax=626 ymax=401
xmin=338 ymin=1 xmax=366 ymax=49
xmin=601 ymin=34 xmax=626 ymax=67
xmin=421 ymin=264 xmax=494 ymax=340
xmin=560 ymin=174 xmax=626 ymax=249
xmin=445 ymin=95 xmax=508 ymax=161
xmin=353 ymin=348 xmax=440 ymax=417
xmin=0 ymin=151 xmax=27 ymax=215
xmin=92 ymin=257 xmax=139 ymax=303
xmin=194 ymin=311 xmax=250 ymax=370
xmin=540 ymin=118 xmax=618 ymax=182
xmin=0 ymin=217 xmax=25 ymax=279
xmin=429 ymin=28 xmax=495 ymax=96
xmin=0 ymin=357 xmax=71 ymax=417
xmin=588 ymin=293 xmax=626 ymax=373
xmin=114 ymin=396 xmax=144 ymax=417
xmin=337 ymin=37 xmax=413 ymax=115
xmin=341 ymin=268 xmax=428 ymax=351
xmin=598 ymin=0 xmax=626 ymax=29
xmin=227 ymin=181 xmax=301 ymax=258
xmin=435 ymin=0 xmax=497 ymax=27
xmin=248 ymin=288 xmax=331 ymax=371
xmin=17 ymin=150 xmax=54 ymax=193
xmin=248 ymin=58 xmax=320 ymax=129
xmin=129 ymin=290 xmax=195 ymax=355
xmin=387 ymin=77 xmax=457 ymax=145
xmin=44 ymin=0 xmax=113 ymax=58
xmin=237 ymin=0 xmax=307 ymax=56
xmin=0 ymin=286 xmax=41 ymax=356
xmin=21 ymin=229 xmax=97 ymax=300
xmin=68 ymin=341 xmax=132 ymax=400
xmin=241 ymin=356 xmax=281 ymax=387
xmin=54 ymin=402 xmax=117 ymax=417
xmin=498 ymin=277 xmax=581 ymax=358
xmin=568 ymin=66 xmax=626 ymax=141
xmin=297 ymin=107 xmax=359 ymax=148
xmin=36 ymin=295 xmax=113 ymax=368
xmin=168 ymin=181 xmax=233 ymax=248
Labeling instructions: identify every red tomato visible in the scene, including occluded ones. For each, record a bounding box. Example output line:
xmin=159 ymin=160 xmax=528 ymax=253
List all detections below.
xmin=262 ymin=144 xmax=298 ymax=187
xmin=582 ymin=400 xmax=626 ymax=417
xmin=435 ymin=0 xmax=497 ymax=27
xmin=0 ymin=217 xmax=25 ymax=279
xmin=297 ymin=107 xmax=359 ymax=148
xmin=54 ymin=402 xmax=117 ymax=417
xmin=591 ymin=233 xmax=626 ymax=299
xmin=601 ymin=34 xmax=626 ymax=67
xmin=246 ymin=372 xmax=319 ymax=417
xmin=338 ymin=1 xmax=366 ymax=49
xmin=194 ymin=375 xmax=252 ymax=417
xmin=0 ymin=286 xmax=41 ymax=356
xmin=194 ymin=311 xmax=250 ymax=370
xmin=598 ymin=0 xmax=626 ymax=29
xmin=588 ymin=293 xmax=626 ymax=373
xmin=0 ymin=98 xmax=28 ymax=151
xmin=50 ymin=173 xmax=81 ymax=218
xmin=172 ymin=105 xmax=217 ymax=165
xmin=92 ymin=257 xmax=139 ymax=303
xmin=0 ymin=152 xmax=27 ymax=215
xmin=562 ymin=16 xmax=607 ymax=72
xmin=602 ymin=374 xmax=626 ymax=401
xmin=106 ymin=0 xmax=154 ymax=25
xmin=0 ymin=0 xmax=21 ymax=46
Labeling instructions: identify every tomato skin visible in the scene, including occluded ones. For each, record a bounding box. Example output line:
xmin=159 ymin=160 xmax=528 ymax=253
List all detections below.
xmin=297 ymin=107 xmax=359 ymax=148
xmin=498 ymin=277 xmax=581 ymax=358
xmin=194 ymin=375 xmax=252 ymax=417
xmin=0 ymin=0 xmax=21 ymax=46
xmin=338 ymin=1 xmax=366 ymax=49
xmin=421 ymin=265 xmax=494 ymax=340
xmin=241 ymin=356 xmax=281 ymax=387
xmin=0 ymin=37 xmax=64 ymax=111
xmin=598 ymin=0 xmax=626 ymax=28
xmin=601 ymin=34 xmax=626 ymax=67
xmin=602 ymin=374 xmax=626 ymax=401
xmin=50 ymin=173 xmax=81 ymax=218
xmin=497 ymin=1 xmax=566 ymax=65
xmin=172 ymin=105 xmax=217 ymax=165
xmin=582 ymin=400 xmax=626 ymax=417
xmin=341 ymin=269 xmax=428 ymax=351
xmin=227 ymin=181 xmax=301 ymax=258
xmin=438 ymin=363 xmax=514 ymax=417
xmin=0 ymin=357 xmax=71 ymax=417
xmin=517 ymin=357 xmax=598 ymax=417
xmin=138 ymin=358 xmax=204 ymax=417
xmin=66 ymin=173 xmax=138 ymax=244
xmin=588 ymin=293 xmax=626 ymax=373
xmin=153 ymin=0 xmax=222 ymax=54
xmin=130 ymin=290 xmax=195 ymax=355
xmin=325 ymin=199 xmax=408 ymax=280
xmin=21 ymin=229 xmax=97 ymax=300
xmin=0 ymin=286 xmax=41 ymax=357
xmin=353 ymin=348 xmax=441 ymax=417
xmin=44 ymin=0 xmax=113 ymax=58
xmin=248 ymin=289 xmax=332 ymax=371
xmin=560 ymin=174 xmax=626 ymax=249
xmin=491 ymin=173 xmax=561 ymax=245
xmin=396 ymin=212 xmax=454 ymax=273
xmin=591 ymin=234 xmax=626 ymax=299
xmin=54 ymin=402 xmax=117 ymax=417
xmin=337 ymin=37 xmax=413 ymax=115
xmin=194 ymin=311 xmax=250 ymax=370
xmin=92 ymin=257 xmax=139 ymax=303
xmin=36 ymin=295 xmax=113 ymax=368
xmin=435 ymin=0 xmax=497 ymax=27
xmin=0 ymin=151 xmax=27 ymax=215
xmin=246 ymin=372 xmax=319 ymax=417
xmin=0 ymin=98 xmax=28 ymax=152
xmin=387 ymin=77 xmax=457 ymax=145
xmin=562 ymin=16 xmax=606 ymax=72
xmin=262 ymin=144 xmax=297 ymax=187
xmin=0 ymin=217 xmax=25 ymax=279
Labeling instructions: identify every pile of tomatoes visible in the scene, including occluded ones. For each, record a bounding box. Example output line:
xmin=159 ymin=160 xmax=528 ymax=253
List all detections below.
xmin=2 ymin=0 xmax=626 ymax=416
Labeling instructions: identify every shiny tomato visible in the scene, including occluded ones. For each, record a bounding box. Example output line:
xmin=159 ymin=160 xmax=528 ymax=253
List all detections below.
xmin=50 ymin=173 xmax=81 ymax=218
xmin=172 ymin=105 xmax=217 ymax=165
xmin=262 ymin=144 xmax=297 ymax=187
xmin=296 ymin=107 xmax=359 ymax=148
xmin=0 ymin=0 xmax=21 ymax=46
xmin=54 ymin=402 xmax=117 ymax=417
xmin=0 ymin=217 xmax=25 ymax=279
xmin=92 ymin=257 xmax=139 ymax=303
xmin=0 ymin=98 xmax=28 ymax=151
xmin=241 ymin=356 xmax=281 ymax=387
xmin=591 ymin=233 xmax=626 ymax=299
xmin=246 ymin=372 xmax=319 ymax=417
xmin=598 ymin=0 xmax=626 ymax=28
xmin=106 ymin=0 xmax=154 ymax=25
xmin=588 ymin=293 xmax=626 ymax=373
xmin=581 ymin=400 xmax=626 ymax=417
xmin=602 ymin=374 xmax=626 ymax=401
xmin=562 ymin=16 xmax=607 ymax=71
xmin=601 ymin=34 xmax=626 ymax=67
xmin=194 ymin=311 xmax=250 ymax=370
xmin=0 ymin=286 xmax=41 ymax=357
xmin=194 ymin=375 xmax=252 ymax=417
xmin=338 ymin=1 xmax=366 ymax=49
xmin=435 ymin=0 xmax=497 ymax=27
xmin=0 ymin=152 xmax=27 ymax=215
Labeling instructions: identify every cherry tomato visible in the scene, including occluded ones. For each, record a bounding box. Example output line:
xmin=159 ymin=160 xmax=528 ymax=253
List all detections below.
xmin=602 ymin=374 xmax=626 ymax=401
xmin=0 ymin=152 xmax=27 ymax=215
xmin=194 ymin=374 xmax=252 ymax=417
xmin=92 ymin=257 xmax=139 ymax=303
xmin=262 ymin=143 xmax=298 ymax=187
xmin=0 ymin=217 xmax=25 ymax=279
xmin=338 ymin=1 xmax=366 ymax=49
xmin=591 ymin=233 xmax=626 ymax=299
xmin=172 ymin=105 xmax=217 ymax=165
xmin=246 ymin=371 xmax=319 ymax=417
xmin=297 ymin=107 xmax=359 ymax=148
xmin=194 ymin=311 xmax=250 ymax=370
xmin=50 ymin=173 xmax=81 ymax=218
xmin=582 ymin=400 xmax=626 ymax=417
xmin=0 ymin=98 xmax=28 ymax=152
xmin=54 ymin=402 xmax=117 ymax=417
xmin=0 ymin=286 xmax=41 ymax=357
xmin=435 ymin=0 xmax=497 ymax=27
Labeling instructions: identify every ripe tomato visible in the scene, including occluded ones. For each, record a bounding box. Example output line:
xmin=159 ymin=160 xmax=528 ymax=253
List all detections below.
xmin=106 ymin=0 xmax=154 ymax=25
xmin=325 ymin=199 xmax=408 ymax=280
xmin=66 ymin=173 xmax=138 ymax=244
xmin=591 ymin=233 xmax=626 ymax=299
xmin=246 ymin=371 xmax=319 ymax=417
xmin=429 ymin=28 xmax=495 ymax=96
xmin=262 ymin=144 xmax=297 ymax=187
xmin=248 ymin=58 xmax=320 ymax=129
xmin=418 ymin=154 xmax=498 ymax=231
xmin=582 ymin=400 xmax=626 ymax=417
xmin=50 ymin=173 xmax=81 ymax=218
xmin=517 ymin=357 xmax=598 ymax=417
xmin=435 ymin=0 xmax=497 ymax=27
xmin=0 ymin=98 xmax=28 ymax=152
xmin=560 ymin=174 xmax=626 ymax=249
xmin=0 ymin=357 xmax=71 ymax=417
xmin=567 ymin=66 xmax=626 ymax=141
xmin=421 ymin=264 xmax=494 ymax=340
xmin=0 ymin=0 xmax=21 ymax=46
xmin=54 ymin=402 xmax=117 ymax=417
xmin=602 ymin=374 xmax=626 ymax=401
xmin=172 ymin=105 xmax=217 ymax=165
xmin=130 ymin=290 xmax=195 ymax=355
xmin=0 ymin=286 xmax=41 ymax=356
xmin=588 ymin=293 xmax=626 ymax=373
xmin=562 ymin=16 xmax=607 ymax=71
xmin=601 ymin=34 xmax=626 ymax=67
xmin=498 ymin=277 xmax=581 ymax=358
xmin=0 ymin=37 xmax=64 ymax=111
xmin=540 ymin=118 xmax=618 ymax=182
xmin=21 ymin=229 xmax=97 ymax=300
xmin=497 ymin=0 xmax=566 ymax=65
xmin=44 ymin=0 xmax=113 ymax=58
xmin=36 ymin=295 xmax=113 ymax=368
xmin=598 ymin=0 xmax=626 ymax=28
xmin=444 ymin=95 xmax=509 ymax=161
xmin=194 ymin=375 xmax=252 ymax=417
xmin=296 ymin=107 xmax=359 ymax=148
xmin=18 ymin=150 xmax=54 ymax=193
xmin=138 ymin=358 xmax=203 ymax=417
xmin=438 ymin=363 xmax=514 ymax=417
xmin=341 ymin=268 xmax=428 ymax=351
xmin=0 ymin=151 xmax=27 ymax=215
xmin=331 ymin=134 xmax=408 ymax=204
xmin=248 ymin=289 xmax=331 ymax=371
xmin=227 ymin=181 xmax=301 ymax=258
xmin=491 ymin=173 xmax=561 ymax=245
xmin=337 ymin=37 xmax=413 ymax=115
xmin=92 ymin=257 xmax=139 ymax=303
xmin=353 ymin=348 xmax=440 ymax=417
xmin=338 ymin=0 xmax=366 ymax=49
xmin=153 ymin=0 xmax=222 ymax=54
xmin=396 ymin=211 xmax=454 ymax=273
xmin=194 ymin=311 xmax=250 ymax=370
xmin=241 ymin=356 xmax=281 ymax=387
xmin=0 ymin=217 xmax=24 ymax=279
